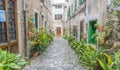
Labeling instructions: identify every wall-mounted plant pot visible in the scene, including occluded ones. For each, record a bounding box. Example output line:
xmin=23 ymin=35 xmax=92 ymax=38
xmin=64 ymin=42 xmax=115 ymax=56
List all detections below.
xmin=98 ymin=25 xmax=102 ymax=32
xmin=28 ymin=31 xmax=33 ymax=39
xmin=28 ymin=22 xmax=34 ymax=28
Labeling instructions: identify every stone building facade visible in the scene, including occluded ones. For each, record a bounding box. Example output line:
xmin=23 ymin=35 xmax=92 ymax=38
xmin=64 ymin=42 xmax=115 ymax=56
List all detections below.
xmin=25 ymin=0 xmax=52 ymax=56
xmin=104 ymin=0 xmax=120 ymax=49
xmin=16 ymin=0 xmax=24 ymax=55
xmin=0 ymin=0 xmax=52 ymax=56
xmin=66 ymin=0 xmax=86 ymax=41
xmin=66 ymin=0 xmax=108 ymax=43
xmin=0 ymin=0 xmax=24 ymax=54
xmin=86 ymin=0 xmax=107 ymax=43
xmin=51 ymin=0 xmax=68 ymax=37
xmin=26 ymin=0 xmax=52 ymax=31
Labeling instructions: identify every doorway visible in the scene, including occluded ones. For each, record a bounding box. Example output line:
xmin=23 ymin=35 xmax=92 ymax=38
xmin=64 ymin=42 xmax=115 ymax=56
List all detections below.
xmin=56 ymin=27 xmax=61 ymax=37
xmin=88 ymin=20 xmax=97 ymax=44
xmin=80 ymin=20 xmax=84 ymax=40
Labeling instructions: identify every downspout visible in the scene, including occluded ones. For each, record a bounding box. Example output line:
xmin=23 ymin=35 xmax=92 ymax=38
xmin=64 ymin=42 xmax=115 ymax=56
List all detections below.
xmin=23 ymin=0 xmax=27 ymax=57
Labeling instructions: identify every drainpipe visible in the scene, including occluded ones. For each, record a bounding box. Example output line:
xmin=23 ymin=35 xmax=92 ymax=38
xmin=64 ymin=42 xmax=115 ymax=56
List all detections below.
xmin=23 ymin=0 xmax=27 ymax=57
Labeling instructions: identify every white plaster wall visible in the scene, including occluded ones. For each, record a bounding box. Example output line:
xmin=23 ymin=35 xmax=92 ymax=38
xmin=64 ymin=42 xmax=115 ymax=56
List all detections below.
xmin=51 ymin=0 xmax=67 ymax=36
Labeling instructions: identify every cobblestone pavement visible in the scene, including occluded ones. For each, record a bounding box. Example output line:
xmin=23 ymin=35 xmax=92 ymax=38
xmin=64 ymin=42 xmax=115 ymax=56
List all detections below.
xmin=23 ymin=37 xmax=85 ymax=70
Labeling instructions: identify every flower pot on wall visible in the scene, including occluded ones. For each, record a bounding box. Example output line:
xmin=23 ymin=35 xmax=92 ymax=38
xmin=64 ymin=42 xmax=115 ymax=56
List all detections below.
xmin=28 ymin=31 xmax=33 ymax=39
xmin=98 ymin=25 xmax=102 ymax=32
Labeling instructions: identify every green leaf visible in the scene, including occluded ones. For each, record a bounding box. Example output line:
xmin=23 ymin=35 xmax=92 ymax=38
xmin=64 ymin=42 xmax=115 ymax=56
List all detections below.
xmin=17 ymin=61 xmax=30 ymax=66
xmin=8 ymin=63 xmax=21 ymax=69
xmin=102 ymin=53 xmax=112 ymax=66
xmin=0 ymin=63 xmax=3 ymax=67
xmin=98 ymin=59 xmax=105 ymax=70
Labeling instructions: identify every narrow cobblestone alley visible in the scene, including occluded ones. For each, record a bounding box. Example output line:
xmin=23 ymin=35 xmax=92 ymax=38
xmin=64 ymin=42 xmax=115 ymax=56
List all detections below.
xmin=23 ymin=37 xmax=85 ymax=70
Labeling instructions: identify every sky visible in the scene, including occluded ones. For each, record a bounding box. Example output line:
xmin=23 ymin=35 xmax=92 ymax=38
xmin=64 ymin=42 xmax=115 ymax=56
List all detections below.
xmin=108 ymin=0 xmax=111 ymax=5
xmin=52 ymin=0 xmax=65 ymax=4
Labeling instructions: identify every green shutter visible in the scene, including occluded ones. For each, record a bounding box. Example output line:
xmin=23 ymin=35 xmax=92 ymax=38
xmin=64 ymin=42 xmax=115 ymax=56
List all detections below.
xmin=35 ymin=13 xmax=38 ymax=29
xmin=67 ymin=7 xmax=71 ymax=19
xmin=75 ymin=0 xmax=77 ymax=7
xmin=88 ymin=21 xmax=96 ymax=44
xmin=79 ymin=0 xmax=83 ymax=4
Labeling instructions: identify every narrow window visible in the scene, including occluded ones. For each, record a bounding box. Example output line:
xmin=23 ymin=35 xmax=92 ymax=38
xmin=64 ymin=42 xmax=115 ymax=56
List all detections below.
xmin=0 ymin=0 xmax=7 ymax=44
xmin=35 ymin=13 xmax=38 ymax=29
xmin=8 ymin=0 xmax=16 ymax=41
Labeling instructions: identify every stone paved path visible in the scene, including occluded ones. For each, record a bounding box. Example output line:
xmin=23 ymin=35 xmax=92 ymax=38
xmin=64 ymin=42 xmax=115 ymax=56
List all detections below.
xmin=23 ymin=37 xmax=85 ymax=70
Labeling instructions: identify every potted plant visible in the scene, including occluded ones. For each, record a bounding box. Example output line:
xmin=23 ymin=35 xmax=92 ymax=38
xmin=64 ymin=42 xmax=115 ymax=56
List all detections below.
xmin=103 ymin=25 xmax=112 ymax=36
xmin=93 ymin=32 xmax=106 ymax=45
xmin=28 ymin=17 xmax=34 ymax=28
xmin=94 ymin=22 xmax=103 ymax=32
xmin=28 ymin=31 xmax=33 ymax=39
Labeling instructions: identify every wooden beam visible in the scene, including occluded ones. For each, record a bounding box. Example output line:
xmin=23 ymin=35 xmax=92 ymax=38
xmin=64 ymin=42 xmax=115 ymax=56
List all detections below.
xmin=14 ymin=0 xmax=19 ymax=52
xmin=5 ymin=0 xmax=10 ymax=50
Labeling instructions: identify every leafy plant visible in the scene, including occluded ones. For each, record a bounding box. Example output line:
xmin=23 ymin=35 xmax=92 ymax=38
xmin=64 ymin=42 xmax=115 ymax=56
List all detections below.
xmin=0 ymin=49 xmax=29 ymax=70
xmin=29 ymin=28 xmax=54 ymax=56
xmin=63 ymin=34 xmax=68 ymax=39
xmin=94 ymin=32 xmax=106 ymax=45
xmin=98 ymin=53 xmax=113 ymax=70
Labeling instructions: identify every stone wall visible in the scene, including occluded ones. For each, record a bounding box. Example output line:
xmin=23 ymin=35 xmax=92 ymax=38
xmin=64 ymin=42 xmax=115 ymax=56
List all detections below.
xmin=86 ymin=0 xmax=107 ymax=24
xmin=16 ymin=0 xmax=24 ymax=55
xmin=105 ymin=7 xmax=120 ymax=51
xmin=26 ymin=0 xmax=42 ymax=28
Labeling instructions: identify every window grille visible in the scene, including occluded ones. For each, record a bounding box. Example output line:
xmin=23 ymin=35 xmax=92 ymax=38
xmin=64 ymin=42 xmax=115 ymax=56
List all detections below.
xmin=0 ymin=0 xmax=7 ymax=44
xmin=8 ymin=0 xmax=16 ymax=41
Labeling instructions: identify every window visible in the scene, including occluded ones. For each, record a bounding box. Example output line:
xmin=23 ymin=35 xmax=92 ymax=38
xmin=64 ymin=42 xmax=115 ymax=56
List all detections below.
xmin=75 ymin=0 xmax=77 ymax=8
xmin=55 ymin=14 xmax=62 ymax=20
xmin=0 ymin=0 xmax=7 ymax=44
xmin=67 ymin=6 xmax=70 ymax=18
xmin=40 ymin=0 xmax=44 ymax=3
xmin=65 ymin=0 xmax=69 ymax=2
xmin=0 ymin=0 xmax=17 ymax=45
xmin=71 ymin=4 xmax=73 ymax=13
xmin=35 ymin=13 xmax=38 ymax=29
xmin=55 ymin=5 xmax=62 ymax=8
xmin=8 ymin=0 xmax=16 ymax=41
xmin=79 ymin=0 xmax=84 ymax=4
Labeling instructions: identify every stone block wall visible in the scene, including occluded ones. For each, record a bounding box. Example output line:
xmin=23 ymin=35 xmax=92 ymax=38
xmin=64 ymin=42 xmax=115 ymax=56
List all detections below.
xmin=16 ymin=0 xmax=24 ymax=55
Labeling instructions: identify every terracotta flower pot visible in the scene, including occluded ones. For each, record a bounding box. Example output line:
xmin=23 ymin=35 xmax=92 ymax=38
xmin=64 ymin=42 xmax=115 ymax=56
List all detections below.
xmin=98 ymin=25 xmax=102 ymax=32
xmin=33 ymin=52 xmax=40 ymax=58
xmin=28 ymin=31 xmax=33 ymax=38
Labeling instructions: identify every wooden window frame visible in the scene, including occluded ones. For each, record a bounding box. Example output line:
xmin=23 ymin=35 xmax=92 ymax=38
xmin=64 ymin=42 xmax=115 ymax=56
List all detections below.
xmin=0 ymin=0 xmax=18 ymax=50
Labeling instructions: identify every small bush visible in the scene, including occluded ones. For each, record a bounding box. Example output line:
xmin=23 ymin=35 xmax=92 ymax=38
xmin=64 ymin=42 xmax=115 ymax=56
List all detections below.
xmin=0 ymin=49 xmax=29 ymax=70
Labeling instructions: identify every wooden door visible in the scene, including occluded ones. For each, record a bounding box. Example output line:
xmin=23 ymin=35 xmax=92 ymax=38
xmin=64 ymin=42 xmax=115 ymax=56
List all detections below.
xmin=56 ymin=27 xmax=61 ymax=37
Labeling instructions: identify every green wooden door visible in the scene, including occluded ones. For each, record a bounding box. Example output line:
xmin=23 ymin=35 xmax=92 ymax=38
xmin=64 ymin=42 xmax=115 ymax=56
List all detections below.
xmin=88 ymin=21 xmax=96 ymax=44
xmin=35 ymin=13 xmax=38 ymax=29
